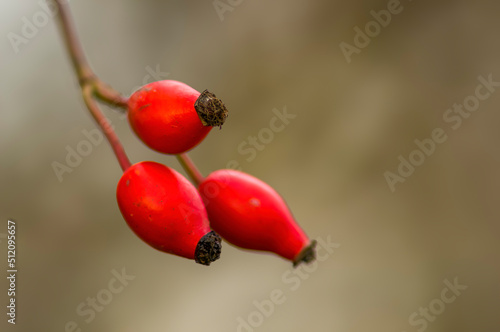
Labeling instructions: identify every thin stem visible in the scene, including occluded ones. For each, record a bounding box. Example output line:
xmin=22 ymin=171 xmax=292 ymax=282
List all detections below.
xmin=55 ymin=0 xmax=131 ymax=171
xmin=83 ymin=86 xmax=131 ymax=171
xmin=55 ymin=0 xmax=93 ymax=83
xmin=55 ymin=0 xmax=206 ymax=178
xmin=94 ymin=80 xmax=128 ymax=108
xmin=54 ymin=0 xmax=127 ymax=109
xmin=176 ymin=154 xmax=204 ymax=186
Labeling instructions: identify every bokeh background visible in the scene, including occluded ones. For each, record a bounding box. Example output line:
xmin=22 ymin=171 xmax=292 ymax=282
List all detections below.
xmin=1 ymin=0 xmax=499 ymax=331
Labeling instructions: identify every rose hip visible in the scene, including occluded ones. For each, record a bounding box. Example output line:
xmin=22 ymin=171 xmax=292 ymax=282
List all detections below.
xmin=127 ymin=80 xmax=228 ymax=154
xmin=116 ymin=161 xmax=221 ymax=265
xmin=198 ymin=169 xmax=315 ymax=266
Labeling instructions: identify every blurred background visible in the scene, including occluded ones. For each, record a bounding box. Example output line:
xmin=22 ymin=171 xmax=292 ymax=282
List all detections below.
xmin=1 ymin=0 xmax=499 ymax=331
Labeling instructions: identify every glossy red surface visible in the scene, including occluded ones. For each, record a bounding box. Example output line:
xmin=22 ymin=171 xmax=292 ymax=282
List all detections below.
xmin=127 ymin=80 xmax=211 ymax=154
xmin=117 ymin=161 xmax=211 ymax=259
xmin=199 ymin=169 xmax=311 ymax=262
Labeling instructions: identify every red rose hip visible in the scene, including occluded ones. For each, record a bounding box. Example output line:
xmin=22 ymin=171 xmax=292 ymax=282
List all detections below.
xmin=198 ymin=169 xmax=315 ymax=266
xmin=116 ymin=161 xmax=221 ymax=265
xmin=127 ymin=80 xmax=228 ymax=154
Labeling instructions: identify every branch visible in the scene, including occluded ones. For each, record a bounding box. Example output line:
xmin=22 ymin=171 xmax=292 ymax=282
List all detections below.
xmin=54 ymin=0 xmax=130 ymax=171
xmin=82 ymin=86 xmax=131 ymax=171
xmin=54 ymin=0 xmax=127 ymax=108
xmin=54 ymin=0 xmax=206 ymax=180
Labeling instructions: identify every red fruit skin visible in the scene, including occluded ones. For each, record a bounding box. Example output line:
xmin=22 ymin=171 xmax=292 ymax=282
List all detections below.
xmin=117 ymin=161 xmax=211 ymax=259
xmin=198 ymin=169 xmax=311 ymax=262
xmin=127 ymin=80 xmax=211 ymax=154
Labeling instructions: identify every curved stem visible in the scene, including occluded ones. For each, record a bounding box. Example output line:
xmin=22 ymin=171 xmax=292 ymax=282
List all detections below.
xmin=55 ymin=0 xmax=131 ymax=172
xmin=55 ymin=0 xmax=93 ymax=83
xmin=176 ymin=154 xmax=205 ymax=186
xmin=54 ymin=0 xmax=127 ymax=109
xmin=94 ymin=80 xmax=128 ymax=108
xmin=55 ymin=0 xmax=205 ymax=178
xmin=83 ymin=86 xmax=131 ymax=171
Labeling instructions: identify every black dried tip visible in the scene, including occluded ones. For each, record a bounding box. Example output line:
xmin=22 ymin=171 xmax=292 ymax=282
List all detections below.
xmin=293 ymin=240 xmax=317 ymax=267
xmin=195 ymin=231 xmax=222 ymax=266
xmin=194 ymin=90 xmax=229 ymax=128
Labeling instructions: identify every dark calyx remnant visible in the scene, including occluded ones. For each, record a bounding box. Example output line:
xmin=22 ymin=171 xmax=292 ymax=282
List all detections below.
xmin=195 ymin=231 xmax=222 ymax=266
xmin=194 ymin=90 xmax=229 ymax=128
xmin=293 ymin=240 xmax=317 ymax=267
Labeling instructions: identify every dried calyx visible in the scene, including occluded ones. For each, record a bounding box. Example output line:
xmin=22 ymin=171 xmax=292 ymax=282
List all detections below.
xmin=194 ymin=90 xmax=229 ymax=128
xmin=195 ymin=231 xmax=222 ymax=266
xmin=293 ymin=240 xmax=317 ymax=267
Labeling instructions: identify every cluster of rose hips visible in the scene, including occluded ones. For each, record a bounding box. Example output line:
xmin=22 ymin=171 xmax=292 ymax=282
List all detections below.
xmin=117 ymin=80 xmax=316 ymax=266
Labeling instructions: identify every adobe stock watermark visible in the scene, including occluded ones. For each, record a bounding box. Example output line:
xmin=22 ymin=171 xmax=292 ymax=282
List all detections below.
xmin=109 ymin=64 xmax=170 ymax=121
xmin=191 ymin=105 xmax=296 ymax=174
xmin=384 ymin=73 xmax=499 ymax=192
xmin=212 ymin=0 xmax=244 ymax=22
xmin=236 ymin=106 xmax=296 ymax=164
xmin=52 ymin=65 xmax=169 ymax=182
xmin=127 ymin=65 xmax=170 ymax=104
xmin=340 ymin=0 xmax=406 ymax=64
xmin=236 ymin=236 xmax=340 ymax=332
xmin=64 ymin=268 xmax=135 ymax=332
xmin=6 ymin=220 xmax=17 ymax=325
xmin=52 ymin=121 xmax=114 ymax=182
xmin=7 ymin=0 xmax=69 ymax=54
xmin=177 ymin=105 xmax=297 ymax=216
xmin=403 ymin=277 xmax=467 ymax=332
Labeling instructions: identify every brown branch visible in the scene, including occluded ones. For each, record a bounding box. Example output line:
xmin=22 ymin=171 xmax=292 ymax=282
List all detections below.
xmin=54 ymin=0 xmax=127 ymax=108
xmin=54 ymin=0 xmax=131 ymax=171
xmin=54 ymin=0 xmax=207 ymax=180
xmin=82 ymin=85 xmax=131 ymax=171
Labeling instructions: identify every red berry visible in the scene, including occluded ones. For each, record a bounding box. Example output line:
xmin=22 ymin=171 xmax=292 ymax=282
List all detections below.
xmin=116 ymin=161 xmax=221 ymax=265
xmin=127 ymin=80 xmax=228 ymax=154
xmin=198 ymin=169 xmax=315 ymax=266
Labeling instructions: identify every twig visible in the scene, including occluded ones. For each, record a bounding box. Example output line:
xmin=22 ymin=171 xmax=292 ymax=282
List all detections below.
xmin=54 ymin=0 xmax=131 ymax=171
xmin=176 ymin=154 xmax=205 ymax=186
xmin=55 ymin=0 xmax=127 ymax=108
xmin=82 ymin=85 xmax=131 ymax=171
xmin=54 ymin=0 xmax=207 ymax=179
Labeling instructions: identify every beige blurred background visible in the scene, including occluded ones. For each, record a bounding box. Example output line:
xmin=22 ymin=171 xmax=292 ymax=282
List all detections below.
xmin=1 ymin=0 xmax=499 ymax=331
